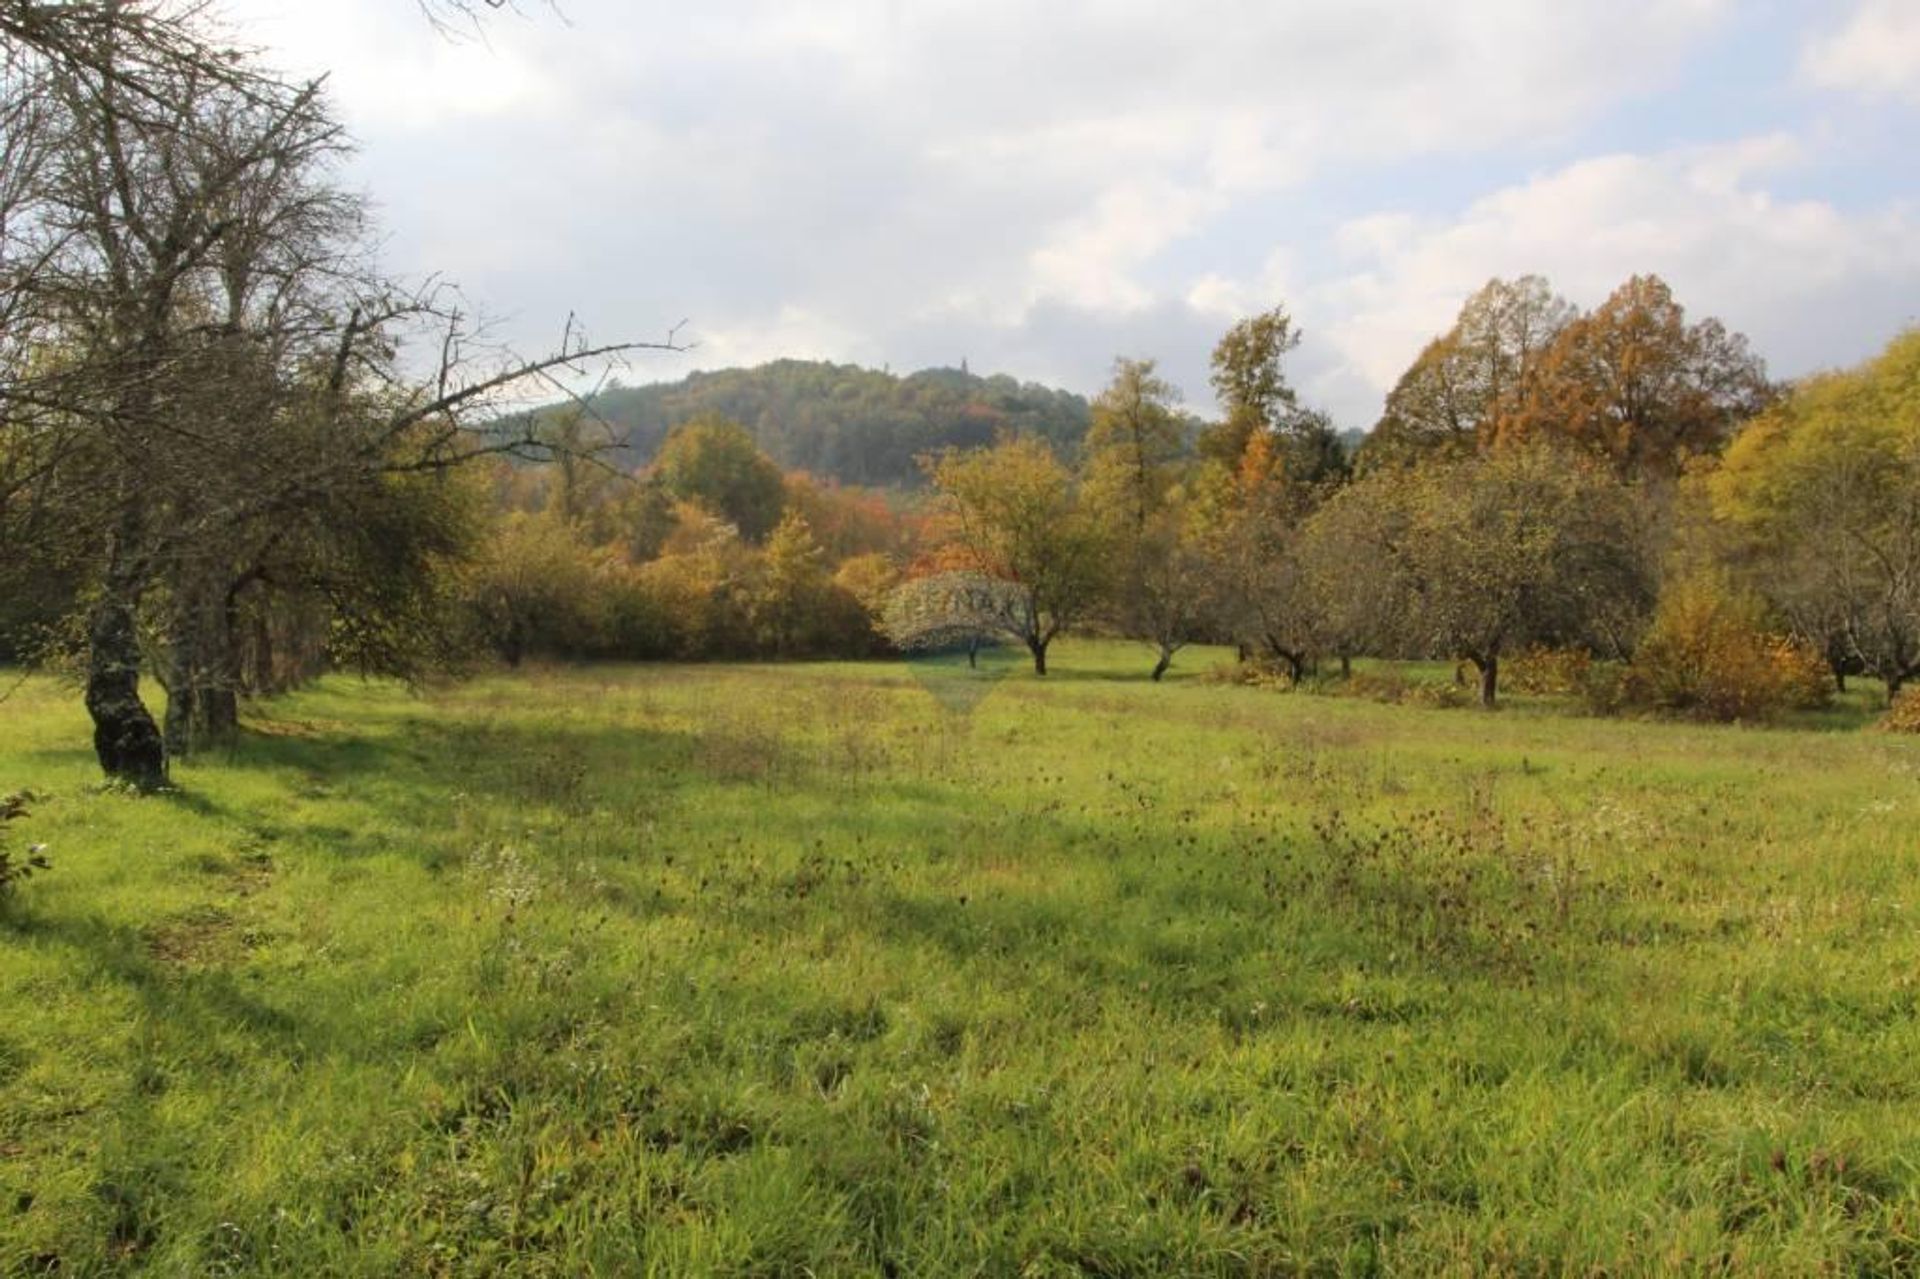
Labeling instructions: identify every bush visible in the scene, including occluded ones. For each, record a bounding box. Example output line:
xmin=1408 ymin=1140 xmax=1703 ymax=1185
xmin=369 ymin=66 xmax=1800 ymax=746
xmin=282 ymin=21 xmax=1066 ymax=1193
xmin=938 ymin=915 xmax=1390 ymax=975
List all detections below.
xmin=1879 ymin=688 xmax=1920 ymax=734
xmin=1306 ymin=667 xmax=1471 ymax=709
xmin=1620 ymin=577 xmax=1833 ymax=722
xmin=1203 ymin=659 xmax=1302 ymax=691
xmin=1576 ymin=661 xmax=1631 ymax=717
xmin=0 ymin=791 xmax=50 ymax=899
xmin=1507 ymin=646 xmax=1593 ymax=696
xmin=1766 ymin=635 xmax=1838 ymax=711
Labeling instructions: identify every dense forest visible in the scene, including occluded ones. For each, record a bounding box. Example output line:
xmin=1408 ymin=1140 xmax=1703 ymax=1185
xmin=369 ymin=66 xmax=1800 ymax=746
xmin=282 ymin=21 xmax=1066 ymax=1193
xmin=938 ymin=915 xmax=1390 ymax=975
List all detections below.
xmin=530 ymin=360 xmax=1098 ymax=488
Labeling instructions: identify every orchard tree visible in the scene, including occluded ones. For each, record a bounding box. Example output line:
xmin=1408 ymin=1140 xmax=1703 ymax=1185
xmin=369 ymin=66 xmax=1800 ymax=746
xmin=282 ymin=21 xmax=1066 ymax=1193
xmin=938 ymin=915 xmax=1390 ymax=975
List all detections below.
xmin=1711 ymin=330 xmax=1920 ymax=702
xmin=1334 ymin=443 xmax=1655 ymax=705
xmin=1191 ymin=433 xmax=1328 ymax=682
xmin=0 ymin=2 xmax=674 ymax=786
xmin=882 ymin=571 xmax=1024 ymax=668
xmin=928 ymin=435 xmax=1105 ymax=674
xmin=1082 ymin=358 xmax=1203 ymax=679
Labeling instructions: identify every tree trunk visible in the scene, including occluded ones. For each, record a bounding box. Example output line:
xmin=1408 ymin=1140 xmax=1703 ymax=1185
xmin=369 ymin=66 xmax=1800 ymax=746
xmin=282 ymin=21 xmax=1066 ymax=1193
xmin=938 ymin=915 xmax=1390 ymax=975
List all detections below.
xmin=1267 ymin=644 xmax=1305 ymax=687
xmin=201 ymin=579 xmax=245 ymax=745
xmin=1340 ymin=653 xmax=1352 ymax=680
xmin=1150 ymin=645 xmax=1173 ymax=682
xmin=162 ymin=671 xmax=195 ymax=759
xmin=1477 ymin=654 xmax=1499 ymax=708
xmin=164 ymin=586 xmax=204 ymax=758
xmin=1028 ymin=636 xmax=1049 ymax=675
xmin=85 ymin=575 xmax=167 ymax=790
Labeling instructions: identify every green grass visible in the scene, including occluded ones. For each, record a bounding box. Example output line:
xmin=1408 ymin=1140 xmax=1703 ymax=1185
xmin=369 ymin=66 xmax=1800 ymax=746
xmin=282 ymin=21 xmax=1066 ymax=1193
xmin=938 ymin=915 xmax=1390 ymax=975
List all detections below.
xmin=2 ymin=642 xmax=1918 ymax=1274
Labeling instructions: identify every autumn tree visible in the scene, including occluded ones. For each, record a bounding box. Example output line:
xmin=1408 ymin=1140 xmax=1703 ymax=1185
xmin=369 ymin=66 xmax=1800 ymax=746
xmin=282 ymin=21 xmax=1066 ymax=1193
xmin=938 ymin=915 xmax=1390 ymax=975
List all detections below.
xmin=655 ymin=416 xmax=788 ymax=542
xmin=927 ymin=435 xmax=1106 ymax=674
xmin=1190 ymin=433 xmax=1327 ymax=682
xmin=832 ymin=552 xmax=900 ymax=620
xmin=1324 ymin=443 xmax=1654 ymax=705
xmin=1080 ymin=358 xmax=1204 ymax=679
xmin=1710 ymin=330 xmax=1920 ymax=702
xmin=465 ymin=510 xmax=618 ymax=666
xmin=753 ymin=510 xmax=837 ymax=656
xmin=1198 ymin=306 xmax=1344 ymax=485
xmin=1366 ymin=275 xmax=1575 ymax=466
xmin=1493 ymin=275 xmax=1774 ymax=478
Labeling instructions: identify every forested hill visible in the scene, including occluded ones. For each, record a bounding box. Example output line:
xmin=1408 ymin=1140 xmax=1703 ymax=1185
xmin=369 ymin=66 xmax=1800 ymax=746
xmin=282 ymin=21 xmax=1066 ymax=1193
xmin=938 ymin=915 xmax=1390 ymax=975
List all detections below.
xmin=543 ymin=360 xmax=1094 ymax=488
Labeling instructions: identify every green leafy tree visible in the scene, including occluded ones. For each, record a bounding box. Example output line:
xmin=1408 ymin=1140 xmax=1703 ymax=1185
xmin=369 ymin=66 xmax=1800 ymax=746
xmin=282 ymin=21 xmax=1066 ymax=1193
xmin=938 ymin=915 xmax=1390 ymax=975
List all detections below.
xmin=1203 ymin=308 xmax=1300 ymax=465
xmin=654 ymin=415 xmax=788 ymax=543
xmin=1082 ymin=358 xmax=1203 ymax=679
xmin=928 ymin=436 xmax=1106 ymax=674
xmin=1320 ymin=443 xmax=1654 ymax=705
xmin=1710 ymin=330 xmax=1920 ymax=702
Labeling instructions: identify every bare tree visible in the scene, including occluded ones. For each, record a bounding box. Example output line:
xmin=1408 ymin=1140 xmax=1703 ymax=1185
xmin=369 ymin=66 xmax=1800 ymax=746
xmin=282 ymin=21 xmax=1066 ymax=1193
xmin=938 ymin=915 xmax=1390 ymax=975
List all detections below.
xmin=1 ymin=2 xmax=678 ymax=786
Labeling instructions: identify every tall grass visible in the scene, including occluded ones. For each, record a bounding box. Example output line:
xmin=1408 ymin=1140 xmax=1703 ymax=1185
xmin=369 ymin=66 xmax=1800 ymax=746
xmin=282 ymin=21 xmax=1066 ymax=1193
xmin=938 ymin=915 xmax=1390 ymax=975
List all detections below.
xmin=0 ymin=644 xmax=1916 ymax=1273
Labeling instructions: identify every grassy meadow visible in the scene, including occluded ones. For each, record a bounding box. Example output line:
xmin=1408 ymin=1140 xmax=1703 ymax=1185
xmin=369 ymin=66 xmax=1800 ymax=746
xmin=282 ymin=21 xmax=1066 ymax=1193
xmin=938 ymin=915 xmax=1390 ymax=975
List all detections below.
xmin=2 ymin=643 xmax=1918 ymax=1274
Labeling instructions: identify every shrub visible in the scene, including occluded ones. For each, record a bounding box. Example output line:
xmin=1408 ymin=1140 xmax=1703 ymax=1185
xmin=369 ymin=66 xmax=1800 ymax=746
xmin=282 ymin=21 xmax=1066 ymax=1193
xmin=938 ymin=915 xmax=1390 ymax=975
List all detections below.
xmin=1506 ymin=646 xmax=1593 ymax=696
xmin=1406 ymin=680 xmax=1472 ymax=710
xmin=0 ymin=791 xmax=50 ymax=899
xmin=1880 ymin=688 xmax=1920 ymax=734
xmin=1203 ymin=659 xmax=1302 ymax=692
xmin=1766 ymin=636 xmax=1838 ymax=711
xmin=1621 ymin=577 xmax=1832 ymax=722
xmin=1309 ymin=668 xmax=1471 ymax=709
xmin=1576 ymin=661 xmax=1631 ymax=717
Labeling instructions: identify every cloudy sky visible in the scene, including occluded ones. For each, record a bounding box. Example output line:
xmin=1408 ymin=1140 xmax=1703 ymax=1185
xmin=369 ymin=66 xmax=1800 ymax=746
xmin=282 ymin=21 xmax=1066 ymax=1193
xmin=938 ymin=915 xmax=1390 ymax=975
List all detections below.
xmin=221 ymin=0 xmax=1920 ymax=426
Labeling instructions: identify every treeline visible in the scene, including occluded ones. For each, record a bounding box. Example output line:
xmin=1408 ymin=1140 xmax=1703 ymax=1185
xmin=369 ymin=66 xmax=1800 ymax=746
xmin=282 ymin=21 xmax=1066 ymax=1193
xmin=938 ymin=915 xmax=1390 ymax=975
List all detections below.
xmin=521 ymin=360 xmax=1100 ymax=488
xmin=456 ymin=274 xmax=1920 ymax=729
xmin=883 ymin=274 xmax=1917 ymax=718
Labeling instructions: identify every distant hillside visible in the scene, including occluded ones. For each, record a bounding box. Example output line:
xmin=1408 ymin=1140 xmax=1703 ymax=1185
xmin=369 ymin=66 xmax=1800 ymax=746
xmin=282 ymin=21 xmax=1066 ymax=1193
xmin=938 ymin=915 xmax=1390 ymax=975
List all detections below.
xmin=546 ymin=359 xmax=1095 ymax=488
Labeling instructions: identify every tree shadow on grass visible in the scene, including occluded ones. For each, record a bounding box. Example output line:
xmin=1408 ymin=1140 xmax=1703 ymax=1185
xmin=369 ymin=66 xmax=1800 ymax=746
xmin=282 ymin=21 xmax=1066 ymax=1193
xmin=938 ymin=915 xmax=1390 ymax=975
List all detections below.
xmin=4 ymin=908 xmax=306 ymax=1054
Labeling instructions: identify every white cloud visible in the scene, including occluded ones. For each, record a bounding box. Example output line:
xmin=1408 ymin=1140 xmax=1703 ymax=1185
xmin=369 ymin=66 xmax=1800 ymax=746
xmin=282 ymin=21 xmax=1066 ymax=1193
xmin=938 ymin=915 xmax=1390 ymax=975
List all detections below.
xmin=1307 ymin=136 xmax=1920 ymax=421
xmin=684 ymin=305 xmax=879 ymax=372
xmin=203 ymin=0 xmax=1913 ymax=435
xmin=1803 ymin=0 xmax=1920 ymax=105
xmin=232 ymin=4 xmax=559 ymax=130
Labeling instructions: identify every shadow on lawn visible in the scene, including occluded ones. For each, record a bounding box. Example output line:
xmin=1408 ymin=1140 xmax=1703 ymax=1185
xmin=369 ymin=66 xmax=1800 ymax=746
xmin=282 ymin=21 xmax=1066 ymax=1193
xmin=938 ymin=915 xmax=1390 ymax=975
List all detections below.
xmin=6 ymin=908 xmax=304 ymax=1050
